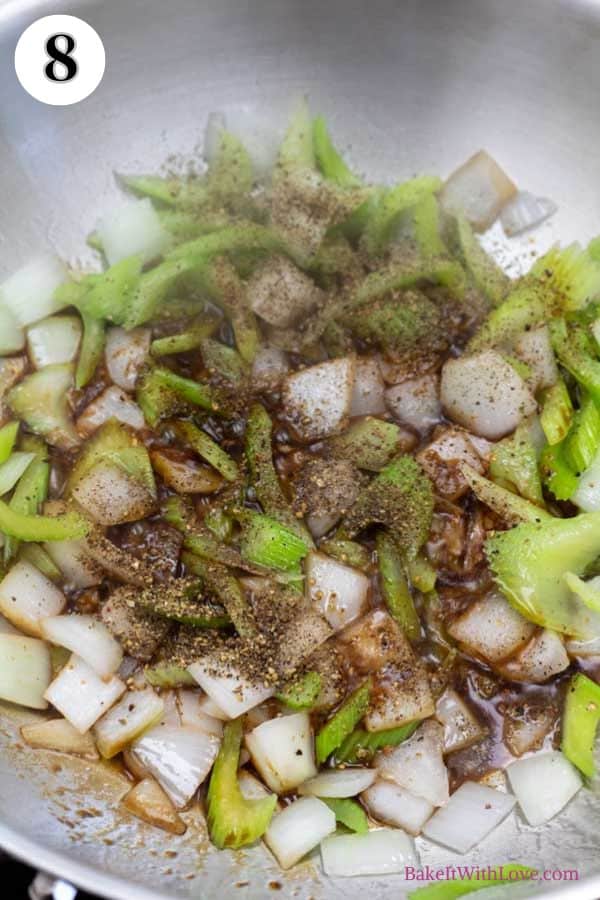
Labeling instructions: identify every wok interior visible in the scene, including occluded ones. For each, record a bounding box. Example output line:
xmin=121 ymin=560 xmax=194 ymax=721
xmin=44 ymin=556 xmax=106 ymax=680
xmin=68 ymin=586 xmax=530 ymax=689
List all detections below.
xmin=1 ymin=0 xmax=600 ymax=897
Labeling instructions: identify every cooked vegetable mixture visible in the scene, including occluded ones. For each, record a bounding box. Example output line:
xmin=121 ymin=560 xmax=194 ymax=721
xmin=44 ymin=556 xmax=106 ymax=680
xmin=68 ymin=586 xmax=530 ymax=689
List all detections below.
xmin=1 ymin=98 xmax=600 ymax=878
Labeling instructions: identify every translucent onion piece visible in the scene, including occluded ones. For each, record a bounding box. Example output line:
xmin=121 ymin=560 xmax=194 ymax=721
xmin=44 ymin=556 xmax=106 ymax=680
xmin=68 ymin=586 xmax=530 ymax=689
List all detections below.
xmin=306 ymin=551 xmax=369 ymax=631
xmin=500 ymin=191 xmax=557 ymax=237
xmin=422 ymin=781 xmax=516 ymax=853
xmin=440 ymin=150 xmax=517 ymax=231
xmin=0 ymin=305 xmax=25 ymax=355
xmin=506 ymin=751 xmax=581 ymax=826
xmin=0 ymin=633 xmax=51 ymax=709
xmin=44 ymin=539 xmax=102 ymax=590
xmin=0 ymin=560 xmax=66 ymax=637
xmin=350 ymin=357 xmax=386 ymax=417
xmin=121 ymin=777 xmax=186 ymax=835
xmin=76 ymin=385 xmax=145 ymax=437
xmin=21 ymin=717 xmax=99 ymax=759
xmin=265 ymin=797 xmax=336 ymax=870
xmin=96 ymin=198 xmax=169 ymax=266
xmin=26 ymin=315 xmax=82 ymax=369
xmin=282 ymin=358 xmax=355 ymax=442
xmin=0 ymin=254 xmax=67 ymax=327
xmin=385 ymin=373 xmax=441 ymax=433
xmin=40 ymin=614 xmax=123 ymax=678
xmin=497 ymin=628 xmax=569 ymax=684
xmin=44 ymin=654 xmax=126 ymax=733
xmin=94 ymin=687 xmax=165 ymax=758
xmin=132 ymin=723 xmax=220 ymax=808
xmin=362 ymin=779 xmax=433 ymax=836
xmin=299 ymin=767 xmax=375 ymax=798
xmin=441 ymin=350 xmax=536 ymax=440
xmin=448 ymin=591 xmax=535 ymax=664
xmin=105 ymin=326 xmax=151 ymax=392
xmin=321 ymin=828 xmax=418 ymax=877
xmin=245 ymin=711 xmax=316 ymax=793
xmin=188 ymin=659 xmax=274 ymax=718
xmin=375 ymin=720 xmax=448 ymax=807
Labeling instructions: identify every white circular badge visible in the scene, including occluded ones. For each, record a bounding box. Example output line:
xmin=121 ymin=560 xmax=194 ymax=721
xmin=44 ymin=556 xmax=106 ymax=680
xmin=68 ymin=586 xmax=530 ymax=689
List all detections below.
xmin=14 ymin=15 xmax=105 ymax=106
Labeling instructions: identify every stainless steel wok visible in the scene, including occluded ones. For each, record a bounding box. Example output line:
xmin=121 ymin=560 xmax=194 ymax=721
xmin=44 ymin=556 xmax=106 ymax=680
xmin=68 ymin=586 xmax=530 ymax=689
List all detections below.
xmin=1 ymin=0 xmax=600 ymax=896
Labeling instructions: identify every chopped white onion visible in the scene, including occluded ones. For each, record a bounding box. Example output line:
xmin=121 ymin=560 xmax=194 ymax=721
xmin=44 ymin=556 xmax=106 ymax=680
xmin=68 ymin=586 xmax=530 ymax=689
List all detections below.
xmin=299 ymin=767 xmax=375 ymax=798
xmin=503 ymin=703 xmax=557 ymax=757
xmin=72 ymin=461 xmax=156 ymax=526
xmin=105 ymin=326 xmax=151 ymax=391
xmin=0 ymin=633 xmax=51 ymax=709
xmin=44 ymin=654 xmax=126 ymax=733
xmin=40 ymin=614 xmax=123 ymax=678
xmin=321 ymin=828 xmax=418 ymax=877
xmin=76 ymin=385 xmax=145 ymax=437
xmin=26 ymin=315 xmax=82 ymax=369
xmin=497 ymin=629 xmax=569 ymax=683
xmin=21 ymin=717 xmax=99 ymax=759
xmin=441 ymin=351 xmax=536 ymax=440
xmin=440 ymin=150 xmax=517 ymax=231
xmin=306 ymin=512 xmax=340 ymax=540
xmin=94 ymin=687 xmax=165 ymax=758
xmin=500 ymin=191 xmax=557 ymax=237
xmin=96 ymin=198 xmax=169 ymax=266
xmin=131 ymin=723 xmax=220 ymax=808
xmin=121 ymin=777 xmax=186 ymax=835
xmin=514 ymin=326 xmax=558 ymax=391
xmin=0 ymin=254 xmax=67 ymax=327
xmin=375 ymin=720 xmax=449 ymax=807
xmin=448 ymin=591 xmax=535 ymax=663
xmin=566 ymin=635 xmax=600 ymax=658
xmin=197 ymin=692 xmax=230 ymax=721
xmin=306 ymin=551 xmax=369 ymax=631
xmin=247 ymin=255 xmax=322 ymax=328
xmin=350 ymin=357 xmax=386 ymax=417
xmin=417 ymin=426 xmax=486 ymax=500
xmin=0 ymin=305 xmax=25 ymax=355
xmin=245 ymin=712 xmax=316 ymax=793
xmin=506 ymin=751 xmax=582 ymax=826
xmin=362 ymin=779 xmax=433 ymax=836
xmin=176 ymin=689 xmax=223 ymax=736
xmin=422 ymin=781 xmax=516 ymax=853
xmin=0 ymin=560 xmax=66 ymax=637
xmin=573 ymin=447 xmax=600 ymax=512
xmin=188 ymin=659 xmax=274 ymax=718
xmin=435 ymin=688 xmax=487 ymax=753
xmin=43 ymin=539 xmax=102 ymax=590
xmin=282 ymin=358 xmax=355 ymax=442
xmin=265 ymin=797 xmax=336 ymax=870
xmin=385 ymin=373 xmax=441 ymax=433
xmin=251 ymin=347 xmax=289 ymax=391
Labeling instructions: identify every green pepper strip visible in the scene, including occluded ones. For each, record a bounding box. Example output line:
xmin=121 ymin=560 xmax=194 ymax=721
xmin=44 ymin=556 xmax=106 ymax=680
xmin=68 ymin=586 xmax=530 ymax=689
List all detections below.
xmin=336 ymin=720 xmax=419 ymax=764
xmin=562 ymin=672 xmax=600 ymax=777
xmin=182 ymin=552 xmax=257 ymax=638
xmin=322 ymin=798 xmax=368 ymax=834
xmin=315 ymin=678 xmax=372 ymax=764
xmin=173 ymin=420 xmax=238 ymax=482
xmin=377 ymin=530 xmax=421 ymax=640
xmin=0 ymin=422 xmax=19 ymax=465
xmin=0 ymin=500 xmax=89 ymax=541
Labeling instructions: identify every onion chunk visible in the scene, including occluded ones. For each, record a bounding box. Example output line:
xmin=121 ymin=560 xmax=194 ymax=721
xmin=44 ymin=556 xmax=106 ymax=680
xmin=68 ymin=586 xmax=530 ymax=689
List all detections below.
xmin=422 ymin=780 xmax=516 ymax=852
xmin=321 ymin=828 xmax=418 ymax=877
xmin=265 ymin=796 xmax=336 ymax=870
